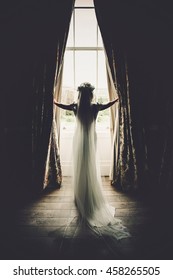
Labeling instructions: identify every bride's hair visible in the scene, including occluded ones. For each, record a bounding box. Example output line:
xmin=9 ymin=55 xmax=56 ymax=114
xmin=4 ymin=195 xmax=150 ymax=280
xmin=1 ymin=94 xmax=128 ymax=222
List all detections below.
xmin=77 ymin=83 xmax=95 ymax=125
xmin=77 ymin=82 xmax=95 ymax=102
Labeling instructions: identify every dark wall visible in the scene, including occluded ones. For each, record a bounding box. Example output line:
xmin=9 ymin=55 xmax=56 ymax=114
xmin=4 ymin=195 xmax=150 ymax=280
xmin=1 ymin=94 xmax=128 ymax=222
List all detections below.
xmin=1 ymin=1 xmax=34 ymax=210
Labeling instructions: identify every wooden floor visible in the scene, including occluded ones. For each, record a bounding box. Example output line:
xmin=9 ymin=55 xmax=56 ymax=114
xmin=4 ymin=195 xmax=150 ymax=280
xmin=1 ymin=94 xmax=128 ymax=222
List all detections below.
xmin=1 ymin=176 xmax=173 ymax=260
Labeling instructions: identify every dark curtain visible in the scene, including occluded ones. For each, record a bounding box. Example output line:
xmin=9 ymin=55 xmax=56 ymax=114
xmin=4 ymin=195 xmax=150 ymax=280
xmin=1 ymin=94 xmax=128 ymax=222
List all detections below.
xmin=0 ymin=0 xmax=74 ymax=214
xmin=94 ymin=0 xmax=140 ymax=191
xmin=31 ymin=0 xmax=75 ymax=192
xmin=159 ymin=92 xmax=173 ymax=192
xmin=94 ymin=0 xmax=173 ymax=192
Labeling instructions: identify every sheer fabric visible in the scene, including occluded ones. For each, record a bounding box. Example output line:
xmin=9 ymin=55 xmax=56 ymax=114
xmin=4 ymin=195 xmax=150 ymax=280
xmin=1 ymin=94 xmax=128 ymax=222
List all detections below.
xmin=72 ymin=105 xmax=130 ymax=240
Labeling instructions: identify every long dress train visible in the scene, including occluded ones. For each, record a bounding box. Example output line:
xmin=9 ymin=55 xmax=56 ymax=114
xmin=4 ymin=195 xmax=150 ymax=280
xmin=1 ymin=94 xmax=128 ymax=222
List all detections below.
xmin=72 ymin=112 xmax=130 ymax=240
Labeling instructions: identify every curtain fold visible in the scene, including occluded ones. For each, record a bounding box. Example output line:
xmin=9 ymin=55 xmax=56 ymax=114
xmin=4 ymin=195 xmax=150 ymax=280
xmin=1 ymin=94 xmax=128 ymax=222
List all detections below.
xmin=94 ymin=0 xmax=148 ymax=191
xmin=105 ymin=57 xmax=119 ymax=181
xmin=32 ymin=0 xmax=75 ymax=192
xmin=43 ymin=65 xmax=64 ymax=188
xmin=159 ymin=100 xmax=173 ymax=192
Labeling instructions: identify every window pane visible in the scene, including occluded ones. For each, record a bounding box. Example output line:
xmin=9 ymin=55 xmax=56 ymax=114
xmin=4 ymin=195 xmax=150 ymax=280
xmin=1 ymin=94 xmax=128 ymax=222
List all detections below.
xmin=98 ymin=26 xmax=104 ymax=47
xmin=66 ymin=14 xmax=74 ymax=47
xmin=62 ymin=51 xmax=74 ymax=89
xmin=75 ymin=51 xmax=96 ymax=87
xmin=75 ymin=0 xmax=94 ymax=7
xmin=75 ymin=9 xmax=97 ymax=47
xmin=98 ymin=51 xmax=107 ymax=91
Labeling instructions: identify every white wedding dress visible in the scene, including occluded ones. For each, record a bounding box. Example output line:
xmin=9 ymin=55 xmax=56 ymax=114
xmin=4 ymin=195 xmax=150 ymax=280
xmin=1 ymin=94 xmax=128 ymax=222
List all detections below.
xmin=72 ymin=104 xmax=130 ymax=240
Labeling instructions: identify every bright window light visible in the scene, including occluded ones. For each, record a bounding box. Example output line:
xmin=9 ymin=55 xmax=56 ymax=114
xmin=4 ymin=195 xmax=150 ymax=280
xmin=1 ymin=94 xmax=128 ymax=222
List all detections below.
xmin=61 ymin=0 xmax=109 ymax=129
xmin=75 ymin=9 xmax=97 ymax=47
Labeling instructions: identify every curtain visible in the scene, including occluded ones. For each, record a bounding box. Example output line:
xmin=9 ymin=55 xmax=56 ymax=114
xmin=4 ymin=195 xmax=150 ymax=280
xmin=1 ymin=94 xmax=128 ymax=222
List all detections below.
xmin=94 ymin=0 xmax=148 ymax=191
xmin=159 ymin=93 xmax=173 ymax=192
xmin=106 ymin=58 xmax=119 ymax=181
xmin=43 ymin=65 xmax=64 ymax=188
xmin=0 ymin=0 xmax=74 ymax=228
xmin=32 ymin=0 xmax=75 ymax=193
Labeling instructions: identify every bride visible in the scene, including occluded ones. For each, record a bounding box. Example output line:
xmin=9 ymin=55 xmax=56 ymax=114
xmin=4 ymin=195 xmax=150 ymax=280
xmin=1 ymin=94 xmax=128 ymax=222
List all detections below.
xmin=54 ymin=82 xmax=130 ymax=240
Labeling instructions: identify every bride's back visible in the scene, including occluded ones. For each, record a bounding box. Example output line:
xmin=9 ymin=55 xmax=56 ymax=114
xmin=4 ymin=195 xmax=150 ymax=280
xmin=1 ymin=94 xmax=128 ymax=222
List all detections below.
xmin=76 ymin=83 xmax=97 ymax=128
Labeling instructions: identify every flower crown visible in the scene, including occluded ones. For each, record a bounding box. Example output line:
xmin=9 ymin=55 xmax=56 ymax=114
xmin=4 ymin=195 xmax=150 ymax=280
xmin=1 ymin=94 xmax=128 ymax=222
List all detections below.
xmin=77 ymin=82 xmax=95 ymax=92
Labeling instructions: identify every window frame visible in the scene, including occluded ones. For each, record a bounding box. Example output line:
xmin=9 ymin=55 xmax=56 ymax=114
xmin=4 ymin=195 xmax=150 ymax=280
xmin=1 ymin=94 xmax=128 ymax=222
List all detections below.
xmin=61 ymin=3 xmax=110 ymax=129
xmin=65 ymin=5 xmax=105 ymax=91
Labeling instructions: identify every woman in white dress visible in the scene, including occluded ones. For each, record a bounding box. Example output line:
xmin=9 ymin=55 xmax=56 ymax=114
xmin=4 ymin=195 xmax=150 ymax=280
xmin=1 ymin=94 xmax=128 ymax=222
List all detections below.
xmin=54 ymin=83 xmax=130 ymax=240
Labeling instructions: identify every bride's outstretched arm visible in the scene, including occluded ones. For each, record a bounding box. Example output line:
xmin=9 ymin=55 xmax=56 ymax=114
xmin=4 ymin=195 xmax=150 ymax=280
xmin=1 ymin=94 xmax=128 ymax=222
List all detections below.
xmin=98 ymin=97 xmax=119 ymax=111
xmin=54 ymin=99 xmax=75 ymax=111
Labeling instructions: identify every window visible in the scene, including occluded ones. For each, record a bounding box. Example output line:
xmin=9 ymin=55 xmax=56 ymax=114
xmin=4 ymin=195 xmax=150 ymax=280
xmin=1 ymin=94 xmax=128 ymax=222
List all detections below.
xmin=60 ymin=0 xmax=111 ymax=176
xmin=61 ymin=0 xmax=109 ymax=131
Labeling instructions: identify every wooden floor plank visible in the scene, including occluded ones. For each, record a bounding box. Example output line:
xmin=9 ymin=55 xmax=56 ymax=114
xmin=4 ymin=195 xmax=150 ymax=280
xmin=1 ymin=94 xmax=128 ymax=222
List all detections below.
xmin=1 ymin=176 xmax=173 ymax=260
